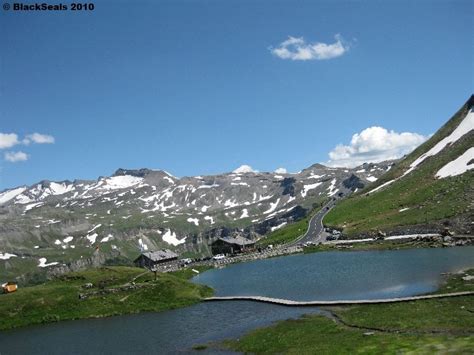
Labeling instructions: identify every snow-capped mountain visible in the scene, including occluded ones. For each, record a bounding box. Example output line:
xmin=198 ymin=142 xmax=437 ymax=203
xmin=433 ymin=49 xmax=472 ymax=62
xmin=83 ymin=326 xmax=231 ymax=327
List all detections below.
xmin=0 ymin=161 xmax=392 ymax=278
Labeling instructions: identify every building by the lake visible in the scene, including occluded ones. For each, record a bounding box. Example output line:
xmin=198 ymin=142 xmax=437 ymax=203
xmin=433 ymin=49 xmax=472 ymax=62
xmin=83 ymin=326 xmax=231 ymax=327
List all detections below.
xmin=134 ymin=249 xmax=178 ymax=269
xmin=211 ymin=236 xmax=255 ymax=255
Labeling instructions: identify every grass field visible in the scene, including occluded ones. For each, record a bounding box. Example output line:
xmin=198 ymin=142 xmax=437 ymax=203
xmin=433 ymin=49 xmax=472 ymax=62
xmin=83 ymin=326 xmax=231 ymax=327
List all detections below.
xmin=0 ymin=266 xmax=213 ymax=331
xmin=224 ymin=269 xmax=474 ymax=354
xmin=256 ymin=217 xmax=310 ymax=248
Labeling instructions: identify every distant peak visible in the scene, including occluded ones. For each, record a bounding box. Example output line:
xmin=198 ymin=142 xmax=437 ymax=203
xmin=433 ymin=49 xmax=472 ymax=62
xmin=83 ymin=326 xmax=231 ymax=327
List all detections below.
xmin=309 ymin=163 xmax=328 ymax=169
xmin=113 ymin=168 xmax=152 ymax=178
xmin=232 ymin=165 xmax=258 ymax=174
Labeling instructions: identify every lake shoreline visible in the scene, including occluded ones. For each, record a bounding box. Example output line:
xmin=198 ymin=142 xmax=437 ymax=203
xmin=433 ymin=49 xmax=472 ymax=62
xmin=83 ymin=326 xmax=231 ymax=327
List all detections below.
xmin=219 ymin=268 xmax=474 ymax=354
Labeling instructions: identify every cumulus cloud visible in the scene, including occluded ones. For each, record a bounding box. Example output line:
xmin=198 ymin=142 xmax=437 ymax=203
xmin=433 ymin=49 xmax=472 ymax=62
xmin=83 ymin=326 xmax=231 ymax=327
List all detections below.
xmin=24 ymin=133 xmax=55 ymax=145
xmin=233 ymin=165 xmax=258 ymax=174
xmin=4 ymin=151 xmax=28 ymax=162
xmin=274 ymin=167 xmax=287 ymax=174
xmin=326 ymin=126 xmax=428 ymax=168
xmin=271 ymin=34 xmax=350 ymax=61
xmin=0 ymin=133 xmax=20 ymax=149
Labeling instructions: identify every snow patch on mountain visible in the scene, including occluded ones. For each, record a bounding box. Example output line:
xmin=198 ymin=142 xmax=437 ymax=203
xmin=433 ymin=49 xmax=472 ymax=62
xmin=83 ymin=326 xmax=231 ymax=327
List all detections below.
xmin=240 ymin=209 xmax=249 ymax=219
xmin=204 ymin=216 xmax=215 ymax=224
xmin=0 ymin=252 xmax=17 ymax=260
xmin=162 ymin=229 xmax=185 ymax=246
xmin=367 ymin=179 xmax=396 ymax=194
xmin=49 ymin=182 xmax=74 ymax=195
xmin=98 ymin=175 xmax=146 ymax=190
xmin=264 ymin=198 xmax=280 ymax=214
xmin=301 ymin=182 xmax=322 ymax=198
xmin=88 ymin=224 xmax=102 ymax=233
xmin=327 ymin=179 xmax=338 ymax=196
xmin=271 ymin=221 xmax=287 ymax=232
xmin=24 ymin=202 xmax=44 ymax=212
xmin=63 ymin=236 xmax=74 ymax=243
xmin=38 ymin=258 xmax=58 ymax=268
xmin=187 ymin=217 xmax=199 ymax=226
xmin=86 ymin=233 xmax=98 ymax=244
xmin=0 ymin=187 xmax=27 ymax=205
xmin=436 ymin=147 xmax=474 ymax=178
xmin=404 ymin=109 xmax=473 ymax=176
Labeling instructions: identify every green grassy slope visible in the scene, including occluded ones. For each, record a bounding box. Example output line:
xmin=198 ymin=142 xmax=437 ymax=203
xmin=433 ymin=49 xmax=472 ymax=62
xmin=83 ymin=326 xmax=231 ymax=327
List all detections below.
xmin=0 ymin=266 xmax=213 ymax=330
xmin=324 ymin=96 xmax=474 ymax=236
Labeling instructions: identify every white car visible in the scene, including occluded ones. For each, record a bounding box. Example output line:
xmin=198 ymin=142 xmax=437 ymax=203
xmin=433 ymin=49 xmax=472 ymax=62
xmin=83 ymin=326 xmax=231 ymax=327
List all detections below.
xmin=212 ymin=254 xmax=225 ymax=260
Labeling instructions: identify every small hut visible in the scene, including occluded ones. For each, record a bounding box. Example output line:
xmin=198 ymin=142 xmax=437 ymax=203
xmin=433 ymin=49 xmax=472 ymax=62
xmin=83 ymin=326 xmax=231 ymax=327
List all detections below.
xmin=134 ymin=249 xmax=178 ymax=269
xmin=2 ymin=282 xmax=18 ymax=294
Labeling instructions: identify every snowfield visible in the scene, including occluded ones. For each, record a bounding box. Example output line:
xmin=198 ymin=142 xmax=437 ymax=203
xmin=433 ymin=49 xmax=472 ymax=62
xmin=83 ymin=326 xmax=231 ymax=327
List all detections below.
xmin=436 ymin=147 xmax=474 ymax=178
xmin=49 ymin=182 xmax=75 ymax=196
xmin=0 ymin=187 xmax=26 ymax=205
xmin=99 ymin=175 xmax=145 ymax=190
xmin=404 ymin=108 xmax=473 ymax=176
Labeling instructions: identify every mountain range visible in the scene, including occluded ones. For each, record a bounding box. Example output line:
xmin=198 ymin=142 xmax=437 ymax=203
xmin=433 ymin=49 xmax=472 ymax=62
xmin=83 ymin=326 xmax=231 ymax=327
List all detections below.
xmin=0 ymin=159 xmax=392 ymax=280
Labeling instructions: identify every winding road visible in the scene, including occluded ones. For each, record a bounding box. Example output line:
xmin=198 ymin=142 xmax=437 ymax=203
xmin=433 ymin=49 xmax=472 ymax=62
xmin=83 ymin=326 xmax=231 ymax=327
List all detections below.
xmin=286 ymin=187 xmax=350 ymax=247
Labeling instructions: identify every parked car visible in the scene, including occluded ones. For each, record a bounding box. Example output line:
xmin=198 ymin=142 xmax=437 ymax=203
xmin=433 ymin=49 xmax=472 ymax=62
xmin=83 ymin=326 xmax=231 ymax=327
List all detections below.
xmin=212 ymin=254 xmax=225 ymax=260
xmin=180 ymin=258 xmax=193 ymax=265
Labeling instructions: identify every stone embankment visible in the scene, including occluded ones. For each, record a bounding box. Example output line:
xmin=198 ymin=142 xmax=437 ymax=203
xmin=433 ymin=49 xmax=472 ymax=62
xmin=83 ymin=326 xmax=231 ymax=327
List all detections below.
xmin=155 ymin=245 xmax=302 ymax=273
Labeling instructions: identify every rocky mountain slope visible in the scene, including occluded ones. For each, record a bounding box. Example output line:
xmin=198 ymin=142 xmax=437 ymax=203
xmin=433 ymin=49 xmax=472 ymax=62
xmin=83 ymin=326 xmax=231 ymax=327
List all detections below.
xmin=0 ymin=162 xmax=392 ymax=280
xmin=324 ymin=95 xmax=474 ymax=236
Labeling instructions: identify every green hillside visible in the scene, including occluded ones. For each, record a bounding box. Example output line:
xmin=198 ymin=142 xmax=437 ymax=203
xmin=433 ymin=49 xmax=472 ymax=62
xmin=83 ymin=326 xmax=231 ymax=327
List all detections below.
xmin=324 ymin=96 xmax=474 ymax=236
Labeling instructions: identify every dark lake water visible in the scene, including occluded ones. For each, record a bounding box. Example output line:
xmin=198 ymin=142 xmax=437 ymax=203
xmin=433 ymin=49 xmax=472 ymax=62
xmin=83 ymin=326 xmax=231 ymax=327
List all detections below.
xmin=1 ymin=246 xmax=473 ymax=354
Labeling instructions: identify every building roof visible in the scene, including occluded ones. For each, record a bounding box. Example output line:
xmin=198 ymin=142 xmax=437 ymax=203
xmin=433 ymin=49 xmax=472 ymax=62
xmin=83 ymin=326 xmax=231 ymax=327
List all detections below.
xmin=215 ymin=236 xmax=255 ymax=246
xmin=140 ymin=249 xmax=178 ymax=262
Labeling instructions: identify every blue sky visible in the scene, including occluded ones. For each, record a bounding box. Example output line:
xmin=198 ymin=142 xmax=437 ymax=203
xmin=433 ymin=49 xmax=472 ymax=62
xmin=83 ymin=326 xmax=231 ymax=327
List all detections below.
xmin=1 ymin=0 xmax=472 ymax=189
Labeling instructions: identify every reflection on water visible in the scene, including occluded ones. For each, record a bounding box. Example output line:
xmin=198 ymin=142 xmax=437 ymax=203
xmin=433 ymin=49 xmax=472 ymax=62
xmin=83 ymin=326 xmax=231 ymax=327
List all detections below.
xmin=1 ymin=246 xmax=473 ymax=354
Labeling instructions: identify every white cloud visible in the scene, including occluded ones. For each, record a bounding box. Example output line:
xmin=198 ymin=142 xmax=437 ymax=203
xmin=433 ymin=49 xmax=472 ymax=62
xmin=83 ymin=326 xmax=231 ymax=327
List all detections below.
xmin=4 ymin=151 xmax=29 ymax=162
xmin=24 ymin=133 xmax=55 ymax=144
xmin=274 ymin=167 xmax=287 ymax=174
xmin=271 ymin=34 xmax=350 ymax=61
xmin=0 ymin=133 xmax=20 ymax=149
xmin=233 ymin=165 xmax=258 ymax=174
xmin=326 ymin=126 xmax=428 ymax=168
